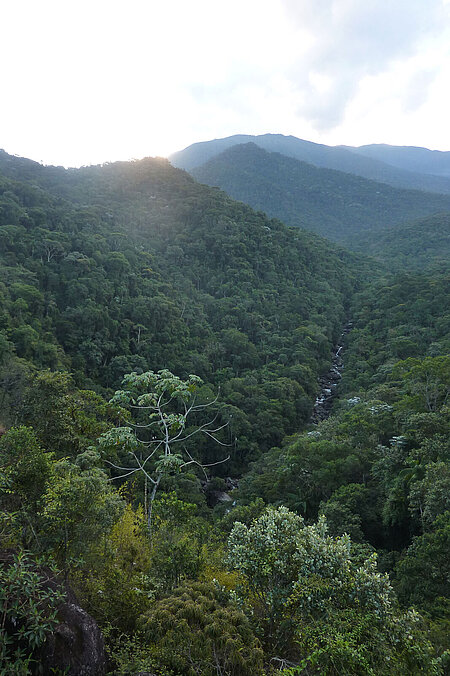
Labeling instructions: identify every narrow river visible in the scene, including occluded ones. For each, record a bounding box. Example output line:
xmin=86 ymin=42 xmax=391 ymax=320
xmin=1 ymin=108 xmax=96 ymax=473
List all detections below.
xmin=311 ymin=321 xmax=353 ymax=423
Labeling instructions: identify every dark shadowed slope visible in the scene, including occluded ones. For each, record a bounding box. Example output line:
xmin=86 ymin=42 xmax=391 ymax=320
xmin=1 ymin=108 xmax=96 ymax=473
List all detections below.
xmin=191 ymin=142 xmax=450 ymax=247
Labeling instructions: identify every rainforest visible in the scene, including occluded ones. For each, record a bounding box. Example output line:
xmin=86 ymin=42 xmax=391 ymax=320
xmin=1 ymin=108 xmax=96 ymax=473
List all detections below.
xmin=0 ymin=142 xmax=449 ymax=675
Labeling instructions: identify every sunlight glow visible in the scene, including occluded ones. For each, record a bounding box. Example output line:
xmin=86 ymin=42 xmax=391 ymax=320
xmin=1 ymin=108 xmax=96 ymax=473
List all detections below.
xmin=1 ymin=0 xmax=449 ymax=165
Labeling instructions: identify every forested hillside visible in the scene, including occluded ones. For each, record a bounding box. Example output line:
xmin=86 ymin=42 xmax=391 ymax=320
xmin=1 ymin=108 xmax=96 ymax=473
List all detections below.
xmin=191 ymin=143 xmax=450 ymax=247
xmin=352 ymin=213 xmax=450 ymax=270
xmin=1 ymin=150 xmax=448 ymax=675
xmin=0 ymin=153 xmax=362 ymax=471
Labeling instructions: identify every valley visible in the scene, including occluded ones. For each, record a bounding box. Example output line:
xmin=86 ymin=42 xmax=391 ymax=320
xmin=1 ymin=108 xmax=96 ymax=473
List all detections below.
xmin=310 ymin=320 xmax=352 ymax=423
xmin=0 ymin=140 xmax=448 ymax=675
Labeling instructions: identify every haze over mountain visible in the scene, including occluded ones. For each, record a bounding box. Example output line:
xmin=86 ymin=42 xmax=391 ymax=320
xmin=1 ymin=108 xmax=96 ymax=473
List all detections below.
xmin=345 ymin=144 xmax=450 ymax=178
xmin=171 ymin=134 xmax=450 ymax=195
xmin=190 ymin=142 xmax=450 ymax=250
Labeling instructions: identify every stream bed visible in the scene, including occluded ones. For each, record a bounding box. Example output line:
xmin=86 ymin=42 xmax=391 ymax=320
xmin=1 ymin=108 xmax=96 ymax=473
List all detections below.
xmin=311 ymin=321 xmax=353 ymax=423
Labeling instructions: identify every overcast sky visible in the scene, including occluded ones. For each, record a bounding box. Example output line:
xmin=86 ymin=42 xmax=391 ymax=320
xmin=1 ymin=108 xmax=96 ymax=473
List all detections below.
xmin=1 ymin=0 xmax=450 ymax=167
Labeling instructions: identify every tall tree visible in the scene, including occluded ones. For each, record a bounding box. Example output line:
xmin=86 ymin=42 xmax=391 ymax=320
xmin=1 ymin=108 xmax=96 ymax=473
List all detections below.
xmin=99 ymin=370 xmax=229 ymax=537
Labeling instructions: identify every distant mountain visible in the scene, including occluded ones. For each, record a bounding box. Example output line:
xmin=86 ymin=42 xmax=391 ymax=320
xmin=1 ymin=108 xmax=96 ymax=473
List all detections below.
xmin=345 ymin=144 xmax=450 ymax=178
xmin=191 ymin=142 xmax=450 ymax=247
xmin=170 ymin=134 xmax=450 ymax=194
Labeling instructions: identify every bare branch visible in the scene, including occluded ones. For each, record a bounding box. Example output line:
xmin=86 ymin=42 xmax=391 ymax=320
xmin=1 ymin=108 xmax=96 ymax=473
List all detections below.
xmin=107 ymin=468 xmax=140 ymax=481
xmin=158 ymin=393 xmax=177 ymax=409
xmin=200 ymin=455 xmax=231 ymax=467
xmin=129 ymin=404 xmax=158 ymax=410
xmin=190 ymin=392 xmax=220 ymax=411
xmin=131 ymin=420 xmax=161 ymax=428
xmin=180 ymin=447 xmax=230 ymax=479
xmin=104 ymin=451 xmax=160 ymax=483
xmin=202 ymin=422 xmax=229 ymax=434
xmin=170 ymin=414 xmax=220 ymax=444
xmin=180 ymin=458 xmax=209 ymax=479
xmin=139 ymin=443 xmax=163 ymax=466
xmin=202 ymin=431 xmax=233 ymax=446
xmin=105 ymin=459 xmax=140 ymax=473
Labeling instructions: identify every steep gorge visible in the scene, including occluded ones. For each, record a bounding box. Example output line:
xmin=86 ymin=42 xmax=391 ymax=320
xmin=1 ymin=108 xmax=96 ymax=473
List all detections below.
xmin=311 ymin=320 xmax=353 ymax=423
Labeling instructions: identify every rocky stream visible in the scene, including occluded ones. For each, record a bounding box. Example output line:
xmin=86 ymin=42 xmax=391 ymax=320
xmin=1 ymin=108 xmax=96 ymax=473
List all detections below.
xmin=204 ymin=321 xmax=353 ymax=505
xmin=311 ymin=321 xmax=353 ymax=423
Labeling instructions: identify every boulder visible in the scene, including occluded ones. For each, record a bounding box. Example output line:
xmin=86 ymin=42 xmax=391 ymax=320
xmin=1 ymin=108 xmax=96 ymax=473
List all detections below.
xmin=38 ymin=599 xmax=106 ymax=676
xmin=0 ymin=550 xmax=105 ymax=676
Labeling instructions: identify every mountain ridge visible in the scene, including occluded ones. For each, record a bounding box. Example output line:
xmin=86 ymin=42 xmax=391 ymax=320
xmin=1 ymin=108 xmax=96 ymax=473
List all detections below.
xmin=171 ymin=133 xmax=450 ymax=194
xmin=344 ymin=142 xmax=450 ymax=177
xmin=191 ymin=142 xmax=450 ymax=249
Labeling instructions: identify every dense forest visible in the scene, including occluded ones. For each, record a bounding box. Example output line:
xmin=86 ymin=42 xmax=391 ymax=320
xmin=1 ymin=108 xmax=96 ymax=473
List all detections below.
xmin=191 ymin=143 xmax=450 ymax=247
xmin=0 ymin=148 xmax=449 ymax=675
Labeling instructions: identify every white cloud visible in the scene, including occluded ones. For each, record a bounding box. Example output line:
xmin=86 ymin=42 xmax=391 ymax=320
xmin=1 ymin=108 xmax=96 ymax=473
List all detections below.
xmin=0 ymin=0 xmax=449 ymax=165
xmin=280 ymin=0 xmax=447 ymax=129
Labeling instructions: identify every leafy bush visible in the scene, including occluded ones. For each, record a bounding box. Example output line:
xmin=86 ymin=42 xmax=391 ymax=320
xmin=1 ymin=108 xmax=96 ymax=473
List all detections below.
xmin=138 ymin=582 xmax=265 ymax=676
xmin=0 ymin=552 xmax=64 ymax=675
